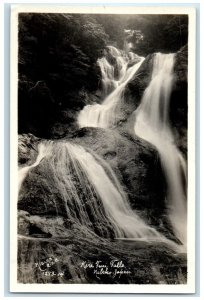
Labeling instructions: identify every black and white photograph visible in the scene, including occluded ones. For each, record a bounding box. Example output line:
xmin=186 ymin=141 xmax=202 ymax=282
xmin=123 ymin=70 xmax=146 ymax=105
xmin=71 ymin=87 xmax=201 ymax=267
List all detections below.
xmin=10 ymin=5 xmax=196 ymax=293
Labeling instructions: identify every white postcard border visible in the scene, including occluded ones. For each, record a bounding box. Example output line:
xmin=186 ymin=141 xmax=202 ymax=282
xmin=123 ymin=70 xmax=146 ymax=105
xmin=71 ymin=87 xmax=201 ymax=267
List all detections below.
xmin=10 ymin=5 xmax=196 ymax=294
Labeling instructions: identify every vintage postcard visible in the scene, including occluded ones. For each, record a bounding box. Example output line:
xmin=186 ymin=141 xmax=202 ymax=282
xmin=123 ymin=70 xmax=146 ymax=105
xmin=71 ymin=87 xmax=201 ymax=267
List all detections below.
xmin=10 ymin=5 xmax=196 ymax=293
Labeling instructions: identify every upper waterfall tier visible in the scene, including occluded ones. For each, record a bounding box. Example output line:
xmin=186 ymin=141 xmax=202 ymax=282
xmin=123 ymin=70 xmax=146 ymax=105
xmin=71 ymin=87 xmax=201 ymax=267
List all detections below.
xmin=77 ymin=46 xmax=144 ymax=129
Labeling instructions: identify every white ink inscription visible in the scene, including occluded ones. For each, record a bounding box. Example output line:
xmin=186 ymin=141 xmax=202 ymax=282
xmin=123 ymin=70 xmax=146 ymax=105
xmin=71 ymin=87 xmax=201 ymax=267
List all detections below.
xmin=80 ymin=260 xmax=131 ymax=279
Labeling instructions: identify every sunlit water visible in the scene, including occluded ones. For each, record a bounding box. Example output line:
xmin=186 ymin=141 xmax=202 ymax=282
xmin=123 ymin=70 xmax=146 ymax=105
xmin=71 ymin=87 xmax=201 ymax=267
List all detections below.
xmin=78 ymin=45 xmax=144 ymax=128
xmin=134 ymin=53 xmax=187 ymax=246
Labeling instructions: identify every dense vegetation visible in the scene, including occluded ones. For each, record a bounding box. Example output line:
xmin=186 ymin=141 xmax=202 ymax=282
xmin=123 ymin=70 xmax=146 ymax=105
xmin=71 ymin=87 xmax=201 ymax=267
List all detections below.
xmin=18 ymin=13 xmax=188 ymax=137
xmin=125 ymin=14 xmax=188 ymax=55
xmin=18 ymin=13 xmax=108 ymax=136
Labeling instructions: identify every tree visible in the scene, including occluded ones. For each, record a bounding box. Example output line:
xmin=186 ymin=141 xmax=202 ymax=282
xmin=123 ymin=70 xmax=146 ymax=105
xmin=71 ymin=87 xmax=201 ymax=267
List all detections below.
xmin=18 ymin=13 xmax=109 ymax=136
xmin=125 ymin=14 xmax=188 ymax=55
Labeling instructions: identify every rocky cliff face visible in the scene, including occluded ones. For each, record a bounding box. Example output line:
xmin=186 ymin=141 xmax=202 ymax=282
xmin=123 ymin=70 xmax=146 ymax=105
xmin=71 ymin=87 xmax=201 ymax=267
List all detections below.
xmin=17 ymin=45 xmax=188 ymax=284
xmin=18 ymin=131 xmax=186 ymax=284
xmin=18 ymin=128 xmax=176 ymax=241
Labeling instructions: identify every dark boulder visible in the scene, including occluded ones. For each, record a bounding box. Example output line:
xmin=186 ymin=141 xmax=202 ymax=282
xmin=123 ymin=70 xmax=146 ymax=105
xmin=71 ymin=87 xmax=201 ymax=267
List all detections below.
xmin=124 ymin=53 xmax=155 ymax=109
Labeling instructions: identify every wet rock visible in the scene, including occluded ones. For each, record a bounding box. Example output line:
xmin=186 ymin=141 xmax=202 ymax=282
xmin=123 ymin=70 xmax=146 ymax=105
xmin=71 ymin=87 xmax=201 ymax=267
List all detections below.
xmin=18 ymin=134 xmax=40 ymax=166
xmin=18 ymin=211 xmax=71 ymax=237
xmin=17 ymin=228 xmax=187 ymax=284
xmin=124 ymin=53 xmax=155 ymax=108
xmin=170 ymin=45 xmax=188 ymax=156
xmin=18 ymin=128 xmax=166 ymax=223
xmin=71 ymin=127 xmax=166 ymax=215
xmin=17 ymin=129 xmax=187 ymax=284
xmin=18 ymin=210 xmax=30 ymax=235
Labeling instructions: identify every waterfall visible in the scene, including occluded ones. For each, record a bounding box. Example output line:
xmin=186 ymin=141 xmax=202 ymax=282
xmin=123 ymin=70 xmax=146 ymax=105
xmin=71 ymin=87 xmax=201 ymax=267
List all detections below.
xmin=134 ymin=53 xmax=187 ymax=245
xmin=77 ymin=46 xmax=144 ymax=128
xmin=18 ymin=143 xmax=50 ymax=191
xmin=97 ymin=57 xmax=116 ymax=97
xmin=19 ymin=140 xmax=181 ymax=251
xmin=97 ymin=46 xmax=128 ymax=97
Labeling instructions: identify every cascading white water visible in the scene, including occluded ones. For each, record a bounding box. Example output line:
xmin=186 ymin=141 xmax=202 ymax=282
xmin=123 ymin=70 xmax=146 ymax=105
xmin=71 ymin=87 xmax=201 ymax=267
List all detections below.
xmin=77 ymin=46 xmax=144 ymax=128
xmin=18 ymin=140 xmax=181 ymax=251
xmin=97 ymin=57 xmax=116 ymax=97
xmin=134 ymin=53 xmax=187 ymax=245
xmin=97 ymin=46 xmax=129 ymax=98
xmin=18 ymin=143 xmax=50 ymax=191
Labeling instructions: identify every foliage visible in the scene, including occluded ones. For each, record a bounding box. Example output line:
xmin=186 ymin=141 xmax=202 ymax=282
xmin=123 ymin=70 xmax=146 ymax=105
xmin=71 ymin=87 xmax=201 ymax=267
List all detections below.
xmin=126 ymin=14 xmax=188 ymax=55
xmin=18 ymin=13 xmax=108 ymax=136
xmin=18 ymin=13 xmax=188 ymax=137
xmin=93 ymin=14 xmax=126 ymax=48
